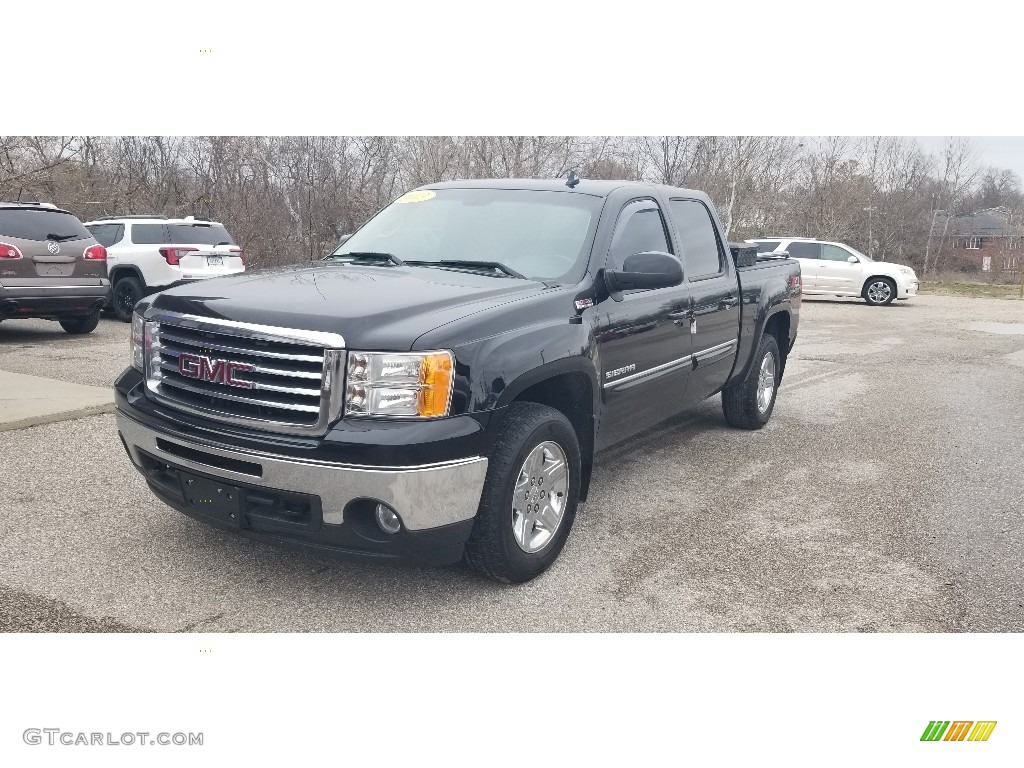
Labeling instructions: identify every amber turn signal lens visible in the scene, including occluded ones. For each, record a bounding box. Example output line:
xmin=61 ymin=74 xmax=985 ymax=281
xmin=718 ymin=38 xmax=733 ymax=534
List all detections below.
xmin=417 ymin=352 xmax=453 ymax=417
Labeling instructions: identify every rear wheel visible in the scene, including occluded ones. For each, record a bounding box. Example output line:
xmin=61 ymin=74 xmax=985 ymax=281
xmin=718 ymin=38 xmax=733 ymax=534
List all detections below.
xmin=59 ymin=310 xmax=100 ymax=335
xmin=863 ymin=277 xmax=896 ymax=306
xmin=463 ymin=402 xmax=581 ymax=583
xmin=112 ymin=276 xmax=143 ymax=322
xmin=722 ymin=333 xmax=781 ymax=429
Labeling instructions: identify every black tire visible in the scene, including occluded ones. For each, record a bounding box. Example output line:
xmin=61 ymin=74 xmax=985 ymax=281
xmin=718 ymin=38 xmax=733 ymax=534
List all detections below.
xmin=59 ymin=310 xmax=100 ymax=335
xmin=463 ymin=402 xmax=581 ymax=583
xmin=722 ymin=333 xmax=781 ymax=430
xmin=862 ymin=277 xmax=896 ymax=306
xmin=112 ymin=276 xmax=143 ymax=322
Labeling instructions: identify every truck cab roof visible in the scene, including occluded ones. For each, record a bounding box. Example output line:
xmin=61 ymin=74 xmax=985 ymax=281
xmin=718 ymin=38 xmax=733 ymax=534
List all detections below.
xmin=422 ymin=177 xmax=711 ymax=201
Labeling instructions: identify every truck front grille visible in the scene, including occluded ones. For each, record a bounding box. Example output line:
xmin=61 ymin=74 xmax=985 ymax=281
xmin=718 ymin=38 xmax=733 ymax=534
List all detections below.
xmin=143 ymin=310 xmax=346 ymax=436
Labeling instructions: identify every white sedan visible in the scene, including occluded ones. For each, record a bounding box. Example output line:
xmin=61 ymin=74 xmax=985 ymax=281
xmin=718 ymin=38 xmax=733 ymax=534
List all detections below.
xmin=747 ymin=237 xmax=918 ymax=306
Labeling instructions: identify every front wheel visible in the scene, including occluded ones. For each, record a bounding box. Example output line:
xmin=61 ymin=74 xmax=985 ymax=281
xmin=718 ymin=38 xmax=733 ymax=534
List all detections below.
xmin=59 ymin=310 xmax=100 ymax=335
xmin=722 ymin=333 xmax=781 ymax=429
xmin=112 ymin=277 xmax=144 ymax=322
xmin=863 ymin=277 xmax=896 ymax=306
xmin=463 ymin=402 xmax=581 ymax=583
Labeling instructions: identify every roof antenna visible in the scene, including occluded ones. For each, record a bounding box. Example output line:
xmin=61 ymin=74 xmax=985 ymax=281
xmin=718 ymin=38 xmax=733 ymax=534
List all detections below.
xmin=566 ymin=170 xmax=581 ymax=189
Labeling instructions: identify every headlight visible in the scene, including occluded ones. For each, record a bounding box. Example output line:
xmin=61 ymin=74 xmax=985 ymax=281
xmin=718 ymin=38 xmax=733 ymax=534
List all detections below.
xmin=897 ymin=266 xmax=914 ymax=276
xmin=345 ymin=351 xmax=454 ymax=418
xmin=131 ymin=312 xmax=145 ymax=372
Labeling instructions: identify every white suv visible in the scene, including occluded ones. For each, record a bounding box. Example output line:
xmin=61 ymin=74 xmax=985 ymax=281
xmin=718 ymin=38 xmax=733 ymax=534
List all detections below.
xmin=84 ymin=215 xmax=246 ymax=321
xmin=746 ymin=237 xmax=919 ymax=306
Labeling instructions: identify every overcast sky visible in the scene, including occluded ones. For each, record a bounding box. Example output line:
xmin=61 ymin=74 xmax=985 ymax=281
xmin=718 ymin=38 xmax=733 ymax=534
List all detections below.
xmin=915 ymin=136 xmax=1024 ymax=180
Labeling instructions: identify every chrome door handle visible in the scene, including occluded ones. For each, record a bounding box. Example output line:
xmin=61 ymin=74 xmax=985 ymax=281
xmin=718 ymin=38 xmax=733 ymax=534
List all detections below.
xmin=719 ymin=296 xmax=738 ymax=308
xmin=668 ymin=310 xmax=693 ymax=327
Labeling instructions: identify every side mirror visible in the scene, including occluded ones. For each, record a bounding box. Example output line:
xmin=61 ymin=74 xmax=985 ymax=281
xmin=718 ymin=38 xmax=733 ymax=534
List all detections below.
xmin=337 ymin=233 xmax=353 ymax=247
xmin=604 ymin=251 xmax=683 ymax=301
xmin=847 ymin=255 xmax=858 ymax=263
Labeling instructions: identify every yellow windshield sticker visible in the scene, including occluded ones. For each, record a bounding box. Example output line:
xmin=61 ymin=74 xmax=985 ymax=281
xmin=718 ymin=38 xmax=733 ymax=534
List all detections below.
xmin=395 ymin=190 xmax=436 ymax=204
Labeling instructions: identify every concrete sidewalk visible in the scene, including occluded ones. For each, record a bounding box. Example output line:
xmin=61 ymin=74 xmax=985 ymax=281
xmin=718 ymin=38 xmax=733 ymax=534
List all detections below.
xmin=0 ymin=369 xmax=114 ymax=431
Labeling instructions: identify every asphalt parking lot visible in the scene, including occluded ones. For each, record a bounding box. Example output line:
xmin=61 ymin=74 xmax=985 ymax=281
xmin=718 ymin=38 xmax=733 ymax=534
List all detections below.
xmin=1 ymin=294 xmax=1022 ymax=632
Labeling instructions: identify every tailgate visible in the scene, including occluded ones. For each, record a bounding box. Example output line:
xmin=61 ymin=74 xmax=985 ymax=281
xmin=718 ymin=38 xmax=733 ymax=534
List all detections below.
xmin=177 ymin=249 xmax=245 ymax=279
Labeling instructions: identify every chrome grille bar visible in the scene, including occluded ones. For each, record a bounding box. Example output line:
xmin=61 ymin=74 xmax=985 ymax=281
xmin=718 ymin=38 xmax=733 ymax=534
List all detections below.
xmin=142 ymin=309 xmax=346 ymax=436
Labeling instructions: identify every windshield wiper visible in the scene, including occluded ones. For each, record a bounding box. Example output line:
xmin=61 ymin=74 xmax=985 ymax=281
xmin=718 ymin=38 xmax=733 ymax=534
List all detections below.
xmin=46 ymin=233 xmax=79 ymax=242
xmin=406 ymin=260 xmax=527 ymax=279
xmin=324 ymin=251 xmax=405 ymax=266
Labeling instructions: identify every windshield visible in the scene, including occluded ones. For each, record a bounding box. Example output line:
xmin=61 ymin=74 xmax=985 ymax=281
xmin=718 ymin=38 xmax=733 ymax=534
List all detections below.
xmin=334 ymin=188 xmax=603 ymax=282
xmin=168 ymin=223 xmax=236 ymax=246
xmin=846 ymin=244 xmax=872 ymax=261
xmin=0 ymin=208 xmax=91 ymax=242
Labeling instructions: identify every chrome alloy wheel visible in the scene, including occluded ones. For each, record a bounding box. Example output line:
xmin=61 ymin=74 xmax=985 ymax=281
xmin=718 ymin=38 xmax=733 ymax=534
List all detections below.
xmin=867 ymin=280 xmax=892 ymax=304
xmin=756 ymin=350 xmax=776 ymax=414
xmin=512 ymin=441 xmax=570 ymax=554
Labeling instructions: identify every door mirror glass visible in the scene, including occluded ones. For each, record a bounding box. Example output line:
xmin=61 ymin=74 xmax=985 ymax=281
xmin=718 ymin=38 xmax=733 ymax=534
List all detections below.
xmin=604 ymin=251 xmax=683 ymax=300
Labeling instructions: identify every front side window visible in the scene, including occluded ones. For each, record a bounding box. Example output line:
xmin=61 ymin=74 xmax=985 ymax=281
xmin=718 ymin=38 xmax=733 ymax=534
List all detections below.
xmin=786 ymin=241 xmax=821 ymax=259
xmin=609 ymin=202 xmax=672 ymax=270
xmin=335 ymin=188 xmax=602 ymax=282
xmin=669 ymin=199 xmax=724 ymax=279
xmin=821 ymin=244 xmax=855 ymax=262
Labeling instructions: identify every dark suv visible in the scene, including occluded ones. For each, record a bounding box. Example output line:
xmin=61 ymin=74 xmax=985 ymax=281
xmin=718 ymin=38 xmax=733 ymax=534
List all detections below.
xmin=0 ymin=202 xmax=110 ymax=334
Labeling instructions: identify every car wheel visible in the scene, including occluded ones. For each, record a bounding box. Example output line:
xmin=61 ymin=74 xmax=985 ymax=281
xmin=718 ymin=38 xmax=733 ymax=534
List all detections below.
xmin=112 ymin=277 xmax=144 ymax=322
xmin=59 ymin=310 xmax=100 ymax=335
xmin=463 ymin=402 xmax=581 ymax=583
xmin=863 ymin=277 xmax=896 ymax=306
xmin=722 ymin=333 xmax=780 ymax=430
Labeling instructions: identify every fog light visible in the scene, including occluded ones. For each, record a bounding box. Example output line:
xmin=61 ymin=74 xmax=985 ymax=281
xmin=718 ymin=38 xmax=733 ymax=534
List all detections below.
xmin=375 ymin=503 xmax=402 ymax=535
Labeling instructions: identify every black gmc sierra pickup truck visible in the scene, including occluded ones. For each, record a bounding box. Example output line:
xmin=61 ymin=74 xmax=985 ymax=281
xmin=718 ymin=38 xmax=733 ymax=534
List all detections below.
xmin=115 ymin=178 xmax=801 ymax=583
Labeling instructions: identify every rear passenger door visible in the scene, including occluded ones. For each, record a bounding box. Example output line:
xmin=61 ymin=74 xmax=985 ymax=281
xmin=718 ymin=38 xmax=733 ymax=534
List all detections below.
xmin=596 ymin=198 xmax=692 ymax=448
xmin=785 ymin=241 xmax=821 ymax=289
xmin=668 ymin=198 xmax=740 ymax=401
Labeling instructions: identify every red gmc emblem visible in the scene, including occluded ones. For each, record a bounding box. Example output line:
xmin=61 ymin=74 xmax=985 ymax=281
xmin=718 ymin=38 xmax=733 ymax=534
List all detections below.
xmin=178 ymin=353 xmax=254 ymax=389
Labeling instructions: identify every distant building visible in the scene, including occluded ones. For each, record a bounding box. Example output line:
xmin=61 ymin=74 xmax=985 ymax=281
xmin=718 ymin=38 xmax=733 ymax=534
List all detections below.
xmin=948 ymin=207 xmax=1023 ymax=273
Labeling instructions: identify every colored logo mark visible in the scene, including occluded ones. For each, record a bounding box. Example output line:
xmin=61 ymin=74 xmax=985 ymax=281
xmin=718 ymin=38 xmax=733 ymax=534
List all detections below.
xmin=921 ymin=721 xmax=997 ymax=742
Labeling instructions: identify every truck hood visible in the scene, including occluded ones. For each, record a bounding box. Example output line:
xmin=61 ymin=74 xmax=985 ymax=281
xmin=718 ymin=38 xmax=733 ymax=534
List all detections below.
xmin=147 ymin=263 xmax=547 ymax=350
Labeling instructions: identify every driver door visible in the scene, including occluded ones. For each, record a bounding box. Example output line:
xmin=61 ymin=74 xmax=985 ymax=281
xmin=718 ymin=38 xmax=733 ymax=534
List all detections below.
xmin=596 ymin=198 xmax=691 ymax=450
xmin=818 ymin=243 xmax=863 ymax=293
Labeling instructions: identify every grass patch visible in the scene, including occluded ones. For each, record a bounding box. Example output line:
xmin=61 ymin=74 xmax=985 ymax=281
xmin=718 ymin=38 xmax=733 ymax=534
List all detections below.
xmin=920 ymin=281 xmax=1022 ymax=299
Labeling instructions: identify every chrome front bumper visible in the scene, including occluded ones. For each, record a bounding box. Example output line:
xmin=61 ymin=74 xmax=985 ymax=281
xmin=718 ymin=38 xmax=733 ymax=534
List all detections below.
xmin=116 ymin=409 xmax=488 ymax=531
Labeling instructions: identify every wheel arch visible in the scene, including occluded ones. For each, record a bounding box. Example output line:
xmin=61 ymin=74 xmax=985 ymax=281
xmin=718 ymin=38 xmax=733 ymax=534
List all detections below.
xmin=496 ymin=362 xmax=597 ymax=501
xmin=109 ymin=264 xmax=147 ymax=287
xmin=861 ymin=273 xmax=897 ymax=297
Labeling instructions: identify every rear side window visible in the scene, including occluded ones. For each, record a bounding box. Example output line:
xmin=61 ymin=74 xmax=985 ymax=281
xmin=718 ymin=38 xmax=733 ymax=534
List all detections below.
xmin=609 ymin=203 xmax=671 ymax=269
xmin=0 ymin=209 xmax=91 ymax=242
xmin=669 ymin=199 xmax=724 ymax=279
xmin=786 ymin=242 xmax=821 ymax=259
xmin=753 ymin=240 xmax=781 ymax=253
xmin=131 ymin=224 xmax=169 ymax=244
xmin=86 ymin=223 xmax=124 ymax=247
xmin=167 ymin=224 xmax=236 ymax=246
